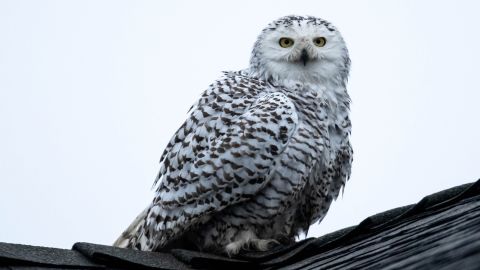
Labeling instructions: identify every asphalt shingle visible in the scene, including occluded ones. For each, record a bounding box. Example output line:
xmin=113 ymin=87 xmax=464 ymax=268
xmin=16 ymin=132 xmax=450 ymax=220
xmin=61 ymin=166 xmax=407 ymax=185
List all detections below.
xmin=0 ymin=179 xmax=479 ymax=270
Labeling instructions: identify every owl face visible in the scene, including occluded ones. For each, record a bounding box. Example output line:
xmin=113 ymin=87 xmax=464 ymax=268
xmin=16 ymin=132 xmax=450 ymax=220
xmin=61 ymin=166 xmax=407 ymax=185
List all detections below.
xmin=250 ymin=16 xmax=350 ymax=86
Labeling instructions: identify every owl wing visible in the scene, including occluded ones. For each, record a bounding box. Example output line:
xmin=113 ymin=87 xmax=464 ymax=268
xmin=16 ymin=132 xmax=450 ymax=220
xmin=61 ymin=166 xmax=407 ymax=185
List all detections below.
xmin=144 ymin=74 xmax=298 ymax=248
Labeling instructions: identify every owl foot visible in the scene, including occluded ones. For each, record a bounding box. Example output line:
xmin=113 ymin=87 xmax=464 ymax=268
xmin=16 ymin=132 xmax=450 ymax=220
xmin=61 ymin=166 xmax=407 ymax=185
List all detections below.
xmin=225 ymin=234 xmax=280 ymax=256
xmin=249 ymin=238 xmax=280 ymax=251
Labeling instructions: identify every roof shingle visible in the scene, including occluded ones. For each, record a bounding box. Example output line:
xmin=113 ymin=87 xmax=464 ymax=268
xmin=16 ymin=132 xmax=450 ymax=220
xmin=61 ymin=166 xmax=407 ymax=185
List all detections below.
xmin=1 ymin=179 xmax=479 ymax=270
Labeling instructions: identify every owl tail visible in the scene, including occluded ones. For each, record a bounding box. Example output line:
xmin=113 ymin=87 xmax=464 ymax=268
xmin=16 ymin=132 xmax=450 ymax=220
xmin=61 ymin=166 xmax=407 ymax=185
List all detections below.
xmin=113 ymin=207 xmax=149 ymax=248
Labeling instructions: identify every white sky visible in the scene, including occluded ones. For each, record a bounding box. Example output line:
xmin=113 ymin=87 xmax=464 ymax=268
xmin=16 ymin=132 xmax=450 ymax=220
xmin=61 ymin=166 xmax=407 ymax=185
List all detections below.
xmin=0 ymin=0 xmax=479 ymax=249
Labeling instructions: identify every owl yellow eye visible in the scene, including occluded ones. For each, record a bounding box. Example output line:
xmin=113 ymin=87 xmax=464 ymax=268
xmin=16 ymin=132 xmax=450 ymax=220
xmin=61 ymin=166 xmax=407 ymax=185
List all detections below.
xmin=279 ymin=37 xmax=294 ymax=48
xmin=313 ymin=37 xmax=327 ymax=47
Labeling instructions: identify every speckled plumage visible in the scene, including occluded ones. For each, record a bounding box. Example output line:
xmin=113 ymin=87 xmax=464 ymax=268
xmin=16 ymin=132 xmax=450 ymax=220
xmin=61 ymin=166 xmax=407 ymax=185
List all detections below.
xmin=114 ymin=15 xmax=352 ymax=255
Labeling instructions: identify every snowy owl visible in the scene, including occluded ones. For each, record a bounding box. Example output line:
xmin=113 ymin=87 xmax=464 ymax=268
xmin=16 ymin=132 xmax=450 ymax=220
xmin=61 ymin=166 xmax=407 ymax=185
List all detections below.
xmin=114 ymin=15 xmax=352 ymax=255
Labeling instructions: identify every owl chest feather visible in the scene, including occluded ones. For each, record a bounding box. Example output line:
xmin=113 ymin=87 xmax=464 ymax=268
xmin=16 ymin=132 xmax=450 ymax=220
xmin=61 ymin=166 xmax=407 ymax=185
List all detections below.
xmin=279 ymin=82 xmax=348 ymax=163
xmin=266 ymin=83 xmax=350 ymax=224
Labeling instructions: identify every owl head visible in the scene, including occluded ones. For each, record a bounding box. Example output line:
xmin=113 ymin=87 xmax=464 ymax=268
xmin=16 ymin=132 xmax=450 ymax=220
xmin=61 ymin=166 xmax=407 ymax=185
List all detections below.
xmin=250 ymin=15 xmax=350 ymax=87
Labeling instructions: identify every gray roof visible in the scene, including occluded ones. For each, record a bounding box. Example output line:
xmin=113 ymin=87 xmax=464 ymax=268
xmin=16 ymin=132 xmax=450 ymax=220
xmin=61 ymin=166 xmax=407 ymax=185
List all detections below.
xmin=1 ymin=179 xmax=479 ymax=270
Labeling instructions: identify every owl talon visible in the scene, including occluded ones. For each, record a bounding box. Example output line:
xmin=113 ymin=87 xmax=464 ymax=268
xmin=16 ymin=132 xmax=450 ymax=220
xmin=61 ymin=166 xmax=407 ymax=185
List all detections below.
xmin=225 ymin=233 xmax=280 ymax=256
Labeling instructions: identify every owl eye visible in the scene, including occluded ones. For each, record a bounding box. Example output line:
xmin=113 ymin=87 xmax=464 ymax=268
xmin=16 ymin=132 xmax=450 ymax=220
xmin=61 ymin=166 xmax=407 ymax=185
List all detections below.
xmin=313 ymin=37 xmax=327 ymax=47
xmin=279 ymin=37 xmax=294 ymax=48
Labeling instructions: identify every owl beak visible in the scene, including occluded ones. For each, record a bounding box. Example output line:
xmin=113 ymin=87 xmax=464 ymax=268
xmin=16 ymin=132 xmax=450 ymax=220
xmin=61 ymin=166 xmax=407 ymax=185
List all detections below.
xmin=300 ymin=49 xmax=309 ymax=66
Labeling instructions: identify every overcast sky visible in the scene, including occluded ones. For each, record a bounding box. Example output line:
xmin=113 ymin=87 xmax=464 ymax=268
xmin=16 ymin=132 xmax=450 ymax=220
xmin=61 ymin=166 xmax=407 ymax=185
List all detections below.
xmin=1 ymin=0 xmax=479 ymax=249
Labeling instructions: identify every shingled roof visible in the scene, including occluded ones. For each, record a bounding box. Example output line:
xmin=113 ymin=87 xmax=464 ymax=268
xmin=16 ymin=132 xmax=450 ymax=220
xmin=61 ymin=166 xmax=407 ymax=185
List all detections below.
xmin=1 ymin=179 xmax=480 ymax=270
